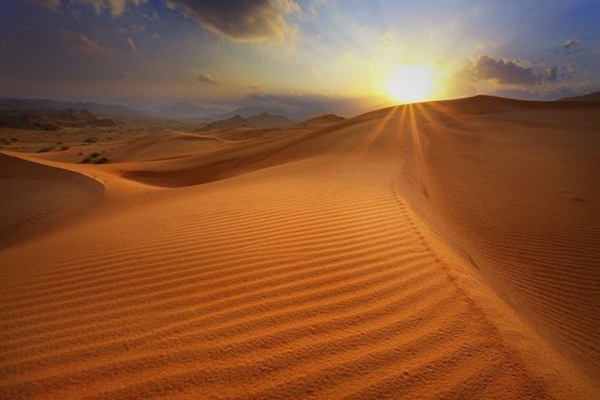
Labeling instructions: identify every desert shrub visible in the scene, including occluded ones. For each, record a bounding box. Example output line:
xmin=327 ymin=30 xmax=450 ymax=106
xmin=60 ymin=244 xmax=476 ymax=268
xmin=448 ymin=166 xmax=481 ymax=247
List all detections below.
xmin=83 ymin=137 xmax=98 ymax=143
xmin=36 ymin=146 xmax=52 ymax=153
xmin=80 ymin=152 xmax=108 ymax=164
xmin=60 ymin=145 xmax=70 ymax=151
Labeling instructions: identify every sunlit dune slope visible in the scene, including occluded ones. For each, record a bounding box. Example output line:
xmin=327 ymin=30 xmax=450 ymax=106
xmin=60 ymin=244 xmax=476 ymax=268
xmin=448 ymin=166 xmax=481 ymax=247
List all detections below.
xmin=0 ymin=98 xmax=598 ymax=399
xmin=109 ymin=131 xmax=235 ymax=163
xmin=392 ymin=97 xmax=600 ymax=375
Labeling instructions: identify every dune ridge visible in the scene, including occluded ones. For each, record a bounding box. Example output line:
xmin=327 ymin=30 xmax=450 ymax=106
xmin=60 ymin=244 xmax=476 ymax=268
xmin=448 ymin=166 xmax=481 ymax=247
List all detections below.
xmin=0 ymin=97 xmax=598 ymax=399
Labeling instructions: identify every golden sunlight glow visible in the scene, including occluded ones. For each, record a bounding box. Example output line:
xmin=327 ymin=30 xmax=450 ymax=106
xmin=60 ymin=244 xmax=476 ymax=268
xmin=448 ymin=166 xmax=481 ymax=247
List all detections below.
xmin=387 ymin=65 xmax=435 ymax=103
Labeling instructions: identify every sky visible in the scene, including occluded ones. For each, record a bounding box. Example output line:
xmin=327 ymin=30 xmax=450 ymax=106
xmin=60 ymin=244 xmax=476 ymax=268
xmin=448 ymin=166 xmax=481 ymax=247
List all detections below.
xmin=1 ymin=0 xmax=599 ymax=115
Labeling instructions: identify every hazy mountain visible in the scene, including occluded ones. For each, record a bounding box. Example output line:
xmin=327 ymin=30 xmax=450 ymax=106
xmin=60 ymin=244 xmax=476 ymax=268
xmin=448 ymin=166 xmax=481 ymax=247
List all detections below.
xmin=0 ymin=97 xmax=140 ymax=117
xmin=297 ymin=114 xmax=346 ymax=128
xmin=201 ymin=113 xmax=297 ymax=130
xmin=0 ymin=108 xmax=119 ymax=131
xmin=559 ymin=92 xmax=600 ymax=102
xmin=148 ymin=102 xmax=227 ymax=119
xmin=216 ymin=106 xmax=293 ymax=120
xmin=200 ymin=115 xmax=253 ymax=130
xmin=246 ymin=113 xmax=296 ymax=128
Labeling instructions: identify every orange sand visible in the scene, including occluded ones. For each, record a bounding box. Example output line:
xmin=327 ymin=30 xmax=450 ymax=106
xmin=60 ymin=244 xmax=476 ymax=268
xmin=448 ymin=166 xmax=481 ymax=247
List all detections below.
xmin=0 ymin=96 xmax=598 ymax=399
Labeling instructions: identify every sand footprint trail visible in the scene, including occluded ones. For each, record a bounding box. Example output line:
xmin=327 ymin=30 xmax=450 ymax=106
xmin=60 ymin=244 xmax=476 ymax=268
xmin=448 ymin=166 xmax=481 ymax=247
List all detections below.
xmin=1 ymin=99 xmax=598 ymax=399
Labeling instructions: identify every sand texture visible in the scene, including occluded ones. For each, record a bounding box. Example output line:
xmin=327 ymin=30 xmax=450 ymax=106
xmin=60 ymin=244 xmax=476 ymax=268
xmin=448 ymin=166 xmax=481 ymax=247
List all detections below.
xmin=0 ymin=96 xmax=599 ymax=399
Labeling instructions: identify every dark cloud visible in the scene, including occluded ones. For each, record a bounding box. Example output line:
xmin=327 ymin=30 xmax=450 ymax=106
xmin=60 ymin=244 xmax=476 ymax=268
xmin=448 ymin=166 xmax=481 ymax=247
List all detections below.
xmin=59 ymin=29 xmax=112 ymax=54
xmin=471 ymin=55 xmax=541 ymax=85
xmin=561 ymin=39 xmax=582 ymax=56
xmin=196 ymin=72 xmax=219 ymax=85
xmin=563 ymin=39 xmax=582 ymax=50
xmin=165 ymin=0 xmax=299 ymax=42
xmin=545 ymin=66 xmax=558 ymax=82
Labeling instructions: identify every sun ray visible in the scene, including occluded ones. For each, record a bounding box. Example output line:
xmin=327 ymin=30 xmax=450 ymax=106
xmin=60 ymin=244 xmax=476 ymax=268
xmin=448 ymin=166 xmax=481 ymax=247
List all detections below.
xmin=348 ymin=106 xmax=399 ymax=162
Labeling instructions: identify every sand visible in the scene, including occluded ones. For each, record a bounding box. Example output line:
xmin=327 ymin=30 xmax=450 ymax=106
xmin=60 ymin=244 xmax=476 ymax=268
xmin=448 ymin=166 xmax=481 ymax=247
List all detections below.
xmin=0 ymin=96 xmax=598 ymax=399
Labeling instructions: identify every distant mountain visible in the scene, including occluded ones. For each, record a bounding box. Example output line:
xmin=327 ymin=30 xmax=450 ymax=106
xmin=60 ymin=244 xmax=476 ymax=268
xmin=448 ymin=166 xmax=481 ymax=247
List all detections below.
xmin=148 ymin=102 xmax=227 ymax=119
xmin=0 ymin=97 xmax=140 ymax=117
xmin=298 ymin=114 xmax=346 ymax=128
xmin=0 ymin=108 xmax=119 ymax=131
xmin=216 ymin=106 xmax=293 ymax=120
xmin=559 ymin=92 xmax=600 ymax=102
xmin=201 ymin=113 xmax=297 ymax=131
xmin=201 ymin=115 xmax=253 ymax=131
xmin=246 ymin=113 xmax=295 ymax=128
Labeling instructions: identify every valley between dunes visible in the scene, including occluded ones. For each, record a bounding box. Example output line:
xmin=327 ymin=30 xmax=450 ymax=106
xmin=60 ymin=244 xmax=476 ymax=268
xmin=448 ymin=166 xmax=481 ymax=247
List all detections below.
xmin=0 ymin=96 xmax=599 ymax=399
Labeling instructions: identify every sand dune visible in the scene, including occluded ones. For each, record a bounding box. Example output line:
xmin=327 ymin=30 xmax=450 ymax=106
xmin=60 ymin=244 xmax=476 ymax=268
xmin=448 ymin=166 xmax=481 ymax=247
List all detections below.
xmin=0 ymin=98 xmax=598 ymax=399
xmin=109 ymin=131 xmax=234 ymax=163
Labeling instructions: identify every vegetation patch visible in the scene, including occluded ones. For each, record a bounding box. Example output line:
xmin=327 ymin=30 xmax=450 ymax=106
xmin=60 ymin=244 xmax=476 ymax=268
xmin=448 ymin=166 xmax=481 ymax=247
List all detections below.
xmin=80 ymin=152 xmax=108 ymax=164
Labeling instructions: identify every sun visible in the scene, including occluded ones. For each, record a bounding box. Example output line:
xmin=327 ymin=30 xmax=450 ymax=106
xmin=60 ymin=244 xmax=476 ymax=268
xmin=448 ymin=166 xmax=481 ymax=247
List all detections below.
xmin=387 ymin=65 xmax=435 ymax=103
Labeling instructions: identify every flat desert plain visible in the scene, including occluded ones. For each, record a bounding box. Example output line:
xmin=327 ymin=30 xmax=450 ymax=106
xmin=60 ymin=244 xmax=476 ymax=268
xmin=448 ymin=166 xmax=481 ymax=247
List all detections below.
xmin=0 ymin=96 xmax=599 ymax=399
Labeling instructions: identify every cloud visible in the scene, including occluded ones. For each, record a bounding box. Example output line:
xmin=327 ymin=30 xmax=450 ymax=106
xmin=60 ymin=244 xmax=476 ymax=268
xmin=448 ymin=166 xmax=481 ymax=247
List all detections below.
xmin=113 ymin=27 xmax=139 ymax=52
xmin=25 ymin=0 xmax=60 ymax=9
xmin=545 ymin=66 xmax=558 ymax=83
xmin=116 ymin=72 xmax=135 ymax=81
xmin=196 ymin=72 xmax=219 ymax=85
xmin=81 ymin=0 xmax=147 ymax=16
xmin=126 ymin=37 xmax=138 ymax=52
xmin=165 ymin=0 xmax=300 ymax=43
xmin=563 ymin=39 xmax=582 ymax=50
xmin=471 ymin=55 xmax=540 ymax=85
xmin=59 ymin=29 xmax=112 ymax=54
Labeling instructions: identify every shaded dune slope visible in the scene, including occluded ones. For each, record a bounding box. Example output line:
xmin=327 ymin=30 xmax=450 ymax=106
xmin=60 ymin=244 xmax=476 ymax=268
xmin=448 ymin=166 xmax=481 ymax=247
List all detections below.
xmin=0 ymin=97 xmax=598 ymax=399
xmin=115 ymin=126 xmax=335 ymax=187
xmin=0 ymin=152 xmax=104 ymax=247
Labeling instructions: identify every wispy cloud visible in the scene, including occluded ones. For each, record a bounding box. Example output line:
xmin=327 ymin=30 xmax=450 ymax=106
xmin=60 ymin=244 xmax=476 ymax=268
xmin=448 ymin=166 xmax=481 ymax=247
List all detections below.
xmin=126 ymin=36 xmax=138 ymax=52
xmin=196 ymin=72 xmax=219 ymax=85
xmin=59 ymin=29 xmax=112 ymax=54
xmin=563 ymin=39 xmax=582 ymax=50
xmin=81 ymin=0 xmax=148 ymax=17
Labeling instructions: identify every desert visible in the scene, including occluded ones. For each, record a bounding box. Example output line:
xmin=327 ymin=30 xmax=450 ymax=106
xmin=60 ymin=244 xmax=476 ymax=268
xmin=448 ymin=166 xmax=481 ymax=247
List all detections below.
xmin=1 ymin=95 xmax=599 ymax=399
xmin=1 ymin=1 xmax=599 ymax=399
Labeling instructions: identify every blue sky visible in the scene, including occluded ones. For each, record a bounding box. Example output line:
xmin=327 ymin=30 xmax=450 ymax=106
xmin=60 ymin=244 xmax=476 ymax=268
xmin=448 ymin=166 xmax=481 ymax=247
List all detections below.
xmin=1 ymin=0 xmax=599 ymax=113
